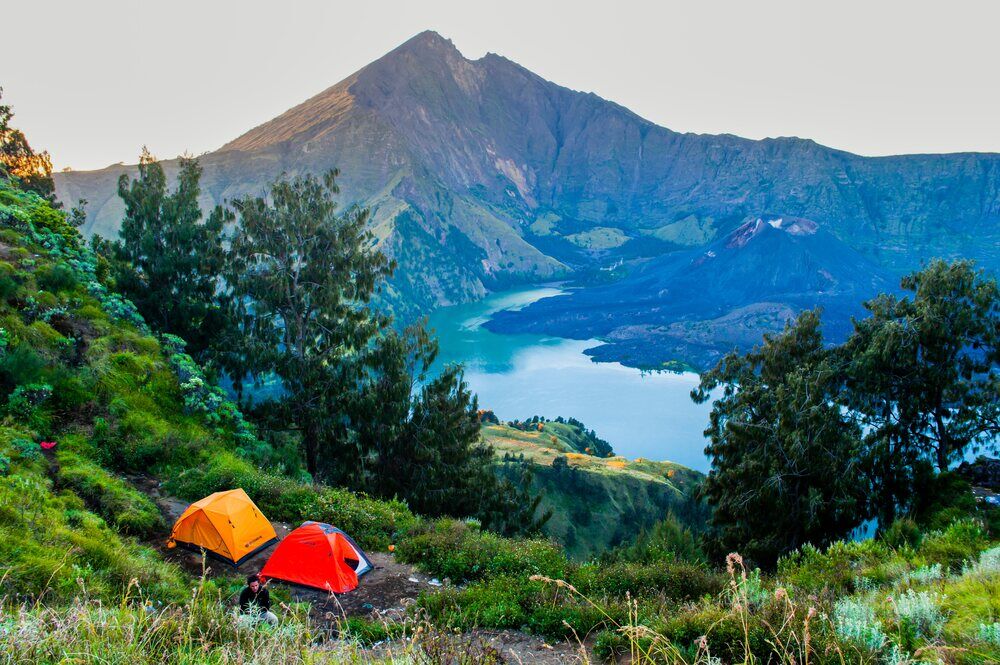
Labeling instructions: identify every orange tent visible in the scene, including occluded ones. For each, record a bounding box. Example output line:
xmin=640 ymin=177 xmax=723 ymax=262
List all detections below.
xmin=260 ymin=522 xmax=373 ymax=593
xmin=167 ymin=489 xmax=277 ymax=566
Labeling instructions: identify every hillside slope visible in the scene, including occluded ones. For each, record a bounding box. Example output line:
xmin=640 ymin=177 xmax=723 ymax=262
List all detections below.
xmin=54 ymin=31 xmax=1000 ymax=333
xmin=484 ymin=419 xmax=704 ymax=558
xmin=0 ymin=178 xmax=703 ymax=593
xmin=0 ymin=177 xmax=425 ymax=606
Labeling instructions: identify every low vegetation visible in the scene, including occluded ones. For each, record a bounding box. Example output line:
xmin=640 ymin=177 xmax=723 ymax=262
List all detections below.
xmin=485 ymin=419 xmax=705 ymax=557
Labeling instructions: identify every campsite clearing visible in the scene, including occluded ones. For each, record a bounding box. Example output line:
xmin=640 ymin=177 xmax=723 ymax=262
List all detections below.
xmin=131 ymin=475 xmax=594 ymax=661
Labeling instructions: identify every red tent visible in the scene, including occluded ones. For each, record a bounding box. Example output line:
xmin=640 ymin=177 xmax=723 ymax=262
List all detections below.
xmin=260 ymin=522 xmax=373 ymax=593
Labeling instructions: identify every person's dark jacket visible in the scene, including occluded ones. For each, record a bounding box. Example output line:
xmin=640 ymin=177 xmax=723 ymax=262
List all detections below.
xmin=238 ymin=586 xmax=271 ymax=615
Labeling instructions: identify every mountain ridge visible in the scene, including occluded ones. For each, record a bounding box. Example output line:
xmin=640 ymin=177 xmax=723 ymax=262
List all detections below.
xmin=53 ymin=30 xmax=1000 ymax=364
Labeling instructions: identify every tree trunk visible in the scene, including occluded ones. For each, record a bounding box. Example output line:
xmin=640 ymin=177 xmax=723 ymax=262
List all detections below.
xmin=934 ymin=410 xmax=952 ymax=472
xmin=303 ymin=422 xmax=319 ymax=478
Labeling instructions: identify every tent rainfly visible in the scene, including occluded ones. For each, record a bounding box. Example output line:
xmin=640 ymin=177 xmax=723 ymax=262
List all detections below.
xmin=260 ymin=521 xmax=373 ymax=593
xmin=167 ymin=489 xmax=278 ymax=566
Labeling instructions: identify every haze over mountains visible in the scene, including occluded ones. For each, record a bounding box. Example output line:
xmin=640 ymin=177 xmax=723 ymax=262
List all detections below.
xmin=55 ymin=30 xmax=1000 ymax=368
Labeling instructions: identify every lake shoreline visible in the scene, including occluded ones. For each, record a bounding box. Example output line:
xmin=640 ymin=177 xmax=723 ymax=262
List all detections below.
xmin=428 ymin=285 xmax=714 ymax=472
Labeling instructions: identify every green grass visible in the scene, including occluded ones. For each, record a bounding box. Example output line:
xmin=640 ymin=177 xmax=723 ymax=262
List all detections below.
xmin=55 ymin=447 xmax=165 ymax=538
xmin=0 ymin=578 xmax=323 ymax=664
xmin=0 ymin=429 xmax=186 ymax=605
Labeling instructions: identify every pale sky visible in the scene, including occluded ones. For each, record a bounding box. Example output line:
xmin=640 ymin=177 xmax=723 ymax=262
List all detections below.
xmin=3 ymin=0 xmax=998 ymax=171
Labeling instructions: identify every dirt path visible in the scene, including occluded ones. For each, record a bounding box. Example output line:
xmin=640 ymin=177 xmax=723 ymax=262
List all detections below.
xmin=133 ymin=477 xmax=593 ymax=662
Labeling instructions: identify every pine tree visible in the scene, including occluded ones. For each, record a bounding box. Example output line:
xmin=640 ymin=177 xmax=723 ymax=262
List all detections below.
xmin=693 ymin=310 xmax=867 ymax=567
xmin=841 ymin=259 xmax=999 ymax=524
xmin=225 ymin=169 xmax=392 ymax=478
xmin=348 ymin=323 xmax=548 ymax=535
xmin=101 ymin=150 xmax=230 ymax=361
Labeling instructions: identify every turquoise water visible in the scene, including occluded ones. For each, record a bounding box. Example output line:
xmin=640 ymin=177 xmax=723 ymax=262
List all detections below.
xmin=427 ymin=286 xmax=714 ymax=472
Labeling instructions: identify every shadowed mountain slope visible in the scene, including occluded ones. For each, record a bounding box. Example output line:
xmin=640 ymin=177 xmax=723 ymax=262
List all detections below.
xmin=487 ymin=215 xmax=897 ymax=369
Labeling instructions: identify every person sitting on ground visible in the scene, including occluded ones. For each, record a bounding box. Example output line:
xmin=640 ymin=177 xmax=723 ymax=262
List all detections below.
xmin=238 ymin=574 xmax=278 ymax=626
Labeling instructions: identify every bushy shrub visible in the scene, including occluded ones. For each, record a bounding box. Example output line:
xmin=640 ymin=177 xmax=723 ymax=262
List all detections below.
xmin=604 ymin=512 xmax=707 ymax=565
xmin=95 ymin=411 xmax=173 ymax=472
xmin=0 ymin=343 xmax=47 ymax=391
xmin=396 ymin=519 xmax=565 ymax=583
xmin=165 ymin=451 xmax=314 ymax=517
xmin=313 ymin=487 xmax=415 ymax=551
xmin=336 ymin=616 xmax=409 ymax=645
xmin=573 ymin=559 xmax=722 ymax=600
xmin=834 ymin=597 xmax=888 ymax=652
xmin=882 ymin=518 xmax=923 ymax=550
xmin=35 ymin=263 xmax=79 ymax=294
xmin=420 ymin=575 xmax=534 ymax=630
xmin=963 ymin=545 xmax=1000 ymax=577
xmin=6 ymin=382 xmax=52 ymax=414
xmin=979 ymin=622 xmax=1000 ymax=646
xmin=892 ymin=589 xmax=947 ymax=640
xmin=918 ymin=520 xmax=989 ymax=572
xmin=778 ymin=538 xmax=891 ymax=594
xmin=5 ymin=382 xmax=52 ymax=428
xmin=47 ymin=368 xmax=93 ymax=413
xmin=10 ymin=436 xmax=41 ymax=462
xmin=524 ymin=598 xmax=611 ymax=639
xmin=660 ymin=605 xmax=769 ymax=663
xmin=592 ymin=628 xmax=631 ymax=661
xmin=902 ymin=563 xmax=943 ymax=585
xmin=164 ymin=451 xmax=416 ymax=550
xmin=160 ymin=334 xmax=267 ymax=457
xmin=417 ymin=574 xmax=613 ymax=640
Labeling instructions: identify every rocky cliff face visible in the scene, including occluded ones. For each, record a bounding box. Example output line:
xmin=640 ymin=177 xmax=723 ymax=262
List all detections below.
xmin=55 ymin=30 xmax=1000 ymax=334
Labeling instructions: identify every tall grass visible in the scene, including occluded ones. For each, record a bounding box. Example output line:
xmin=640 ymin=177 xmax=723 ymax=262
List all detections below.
xmin=0 ymin=571 xmax=528 ymax=664
xmin=0 ymin=573 xmax=321 ymax=664
xmin=536 ymin=552 xmax=866 ymax=665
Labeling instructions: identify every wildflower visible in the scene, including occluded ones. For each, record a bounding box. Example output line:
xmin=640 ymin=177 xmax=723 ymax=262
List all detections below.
xmin=774 ymin=587 xmax=788 ymax=602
